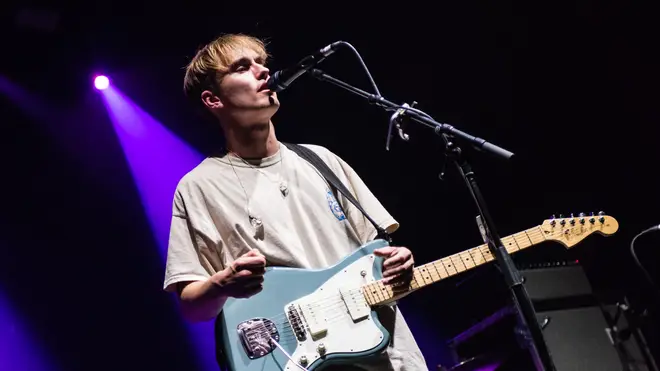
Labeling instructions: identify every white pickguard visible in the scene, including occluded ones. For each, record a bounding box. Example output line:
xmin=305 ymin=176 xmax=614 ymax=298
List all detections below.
xmin=283 ymin=254 xmax=385 ymax=369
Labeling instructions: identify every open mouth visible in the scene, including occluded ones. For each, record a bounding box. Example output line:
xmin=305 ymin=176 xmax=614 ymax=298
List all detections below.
xmin=258 ymin=82 xmax=270 ymax=92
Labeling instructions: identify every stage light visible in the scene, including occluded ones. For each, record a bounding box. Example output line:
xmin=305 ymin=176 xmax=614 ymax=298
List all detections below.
xmin=94 ymin=75 xmax=109 ymax=90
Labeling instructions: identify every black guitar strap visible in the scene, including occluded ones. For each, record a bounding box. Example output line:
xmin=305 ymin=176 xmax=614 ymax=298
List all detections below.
xmin=282 ymin=142 xmax=392 ymax=243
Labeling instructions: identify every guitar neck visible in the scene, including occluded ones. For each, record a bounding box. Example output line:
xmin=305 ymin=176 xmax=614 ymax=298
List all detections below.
xmin=362 ymin=225 xmax=547 ymax=306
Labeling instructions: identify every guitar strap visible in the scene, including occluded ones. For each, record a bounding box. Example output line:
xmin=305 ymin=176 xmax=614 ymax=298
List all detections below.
xmin=282 ymin=142 xmax=392 ymax=243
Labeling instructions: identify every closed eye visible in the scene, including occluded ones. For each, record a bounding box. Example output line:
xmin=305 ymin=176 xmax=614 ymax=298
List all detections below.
xmin=230 ymin=58 xmax=252 ymax=72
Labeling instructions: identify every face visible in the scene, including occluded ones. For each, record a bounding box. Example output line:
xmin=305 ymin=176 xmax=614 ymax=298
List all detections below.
xmin=203 ymin=48 xmax=280 ymax=128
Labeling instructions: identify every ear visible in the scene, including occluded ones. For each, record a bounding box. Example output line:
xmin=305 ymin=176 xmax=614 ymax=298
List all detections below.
xmin=201 ymin=90 xmax=223 ymax=110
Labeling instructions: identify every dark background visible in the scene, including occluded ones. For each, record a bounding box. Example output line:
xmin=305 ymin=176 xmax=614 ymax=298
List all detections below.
xmin=1 ymin=2 xmax=659 ymax=370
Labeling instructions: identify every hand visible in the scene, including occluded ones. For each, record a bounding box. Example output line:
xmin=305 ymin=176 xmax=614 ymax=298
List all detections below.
xmin=211 ymin=249 xmax=266 ymax=299
xmin=374 ymin=246 xmax=414 ymax=286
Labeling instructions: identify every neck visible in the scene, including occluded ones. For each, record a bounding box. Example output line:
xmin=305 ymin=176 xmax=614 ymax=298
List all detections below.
xmin=362 ymin=225 xmax=548 ymax=306
xmin=224 ymin=120 xmax=279 ymax=158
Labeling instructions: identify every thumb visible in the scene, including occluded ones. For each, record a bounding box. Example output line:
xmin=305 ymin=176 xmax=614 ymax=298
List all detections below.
xmin=373 ymin=246 xmax=396 ymax=257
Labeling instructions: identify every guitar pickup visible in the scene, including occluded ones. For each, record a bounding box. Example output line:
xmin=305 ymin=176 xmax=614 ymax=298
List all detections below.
xmin=298 ymin=300 xmax=327 ymax=340
xmin=339 ymin=288 xmax=369 ymax=322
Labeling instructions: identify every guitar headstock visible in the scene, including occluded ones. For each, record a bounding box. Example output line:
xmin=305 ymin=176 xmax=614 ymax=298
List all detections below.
xmin=540 ymin=212 xmax=619 ymax=248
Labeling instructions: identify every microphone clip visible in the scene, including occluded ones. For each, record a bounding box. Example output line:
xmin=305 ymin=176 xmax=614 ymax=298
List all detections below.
xmin=386 ymin=101 xmax=415 ymax=151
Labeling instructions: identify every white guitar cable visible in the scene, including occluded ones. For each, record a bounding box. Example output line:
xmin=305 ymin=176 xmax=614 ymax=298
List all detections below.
xmin=270 ymin=337 xmax=310 ymax=371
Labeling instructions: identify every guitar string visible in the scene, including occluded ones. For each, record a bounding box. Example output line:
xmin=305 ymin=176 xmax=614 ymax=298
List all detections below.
xmin=247 ymin=227 xmax=588 ymax=329
xmin=246 ymin=226 xmax=594 ymax=343
xmin=242 ymin=226 xmax=597 ymax=344
xmin=256 ymin=227 xmax=565 ymax=325
xmin=244 ymin=304 xmax=360 ymax=342
xmin=253 ymin=227 xmax=575 ymax=329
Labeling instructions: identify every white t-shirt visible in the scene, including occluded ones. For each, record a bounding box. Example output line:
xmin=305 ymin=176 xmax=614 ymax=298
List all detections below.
xmin=163 ymin=142 xmax=428 ymax=371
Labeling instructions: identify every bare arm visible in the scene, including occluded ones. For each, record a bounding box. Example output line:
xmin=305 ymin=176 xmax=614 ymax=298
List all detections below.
xmin=177 ymin=250 xmax=266 ymax=322
xmin=178 ymin=276 xmax=230 ymax=322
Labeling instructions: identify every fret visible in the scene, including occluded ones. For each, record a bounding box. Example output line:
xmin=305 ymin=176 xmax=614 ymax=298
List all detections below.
xmin=375 ymin=282 xmax=386 ymax=302
xmin=429 ymin=261 xmax=445 ymax=280
xmin=470 ymin=247 xmax=486 ymax=266
xmin=450 ymin=254 xmax=468 ymax=272
xmin=514 ymin=232 xmax=531 ymax=249
xmin=441 ymin=257 xmax=458 ymax=276
xmin=434 ymin=260 xmax=449 ymax=278
xmin=411 ymin=276 xmax=422 ymax=290
xmin=413 ymin=267 xmax=430 ymax=286
xmin=506 ymin=234 xmax=520 ymax=251
xmin=526 ymin=227 xmax=545 ymax=245
xmin=379 ymin=282 xmax=393 ymax=301
xmin=460 ymin=251 xmax=477 ymax=269
xmin=475 ymin=245 xmax=489 ymax=264
xmin=480 ymin=246 xmax=494 ymax=262
xmin=501 ymin=236 xmax=517 ymax=252
xmin=420 ymin=264 xmax=439 ymax=282
xmin=362 ymin=286 xmax=373 ymax=305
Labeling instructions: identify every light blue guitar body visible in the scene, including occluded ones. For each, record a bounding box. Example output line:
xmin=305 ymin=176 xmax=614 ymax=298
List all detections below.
xmin=216 ymin=240 xmax=392 ymax=371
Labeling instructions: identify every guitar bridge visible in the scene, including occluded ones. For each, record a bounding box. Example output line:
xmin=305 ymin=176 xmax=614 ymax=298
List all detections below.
xmin=287 ymin=304 xmax=307 ymax=341
xmin=236 ymin=318 xmax=279 ymax=359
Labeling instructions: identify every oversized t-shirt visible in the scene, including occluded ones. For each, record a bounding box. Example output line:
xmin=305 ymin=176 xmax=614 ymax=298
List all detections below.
xmin=163 ymin=142 xmax=428 ymax=371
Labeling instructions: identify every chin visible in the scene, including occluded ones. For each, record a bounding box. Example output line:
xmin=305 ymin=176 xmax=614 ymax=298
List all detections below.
xmin=266 ymin=94 xmax=279 ymax=107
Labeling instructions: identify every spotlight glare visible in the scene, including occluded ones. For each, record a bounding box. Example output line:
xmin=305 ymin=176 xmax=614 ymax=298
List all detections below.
xmin=94 ymin=75 xmax=109 ymax=90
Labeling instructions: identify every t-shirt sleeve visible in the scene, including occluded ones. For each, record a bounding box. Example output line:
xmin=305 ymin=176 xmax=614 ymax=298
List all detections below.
xmin=163 ymin=189 xmax=213 ymax=293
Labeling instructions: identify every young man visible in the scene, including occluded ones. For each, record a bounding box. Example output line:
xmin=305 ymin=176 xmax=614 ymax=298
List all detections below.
xmin=164 ymin=33 xmax=428 ymax=370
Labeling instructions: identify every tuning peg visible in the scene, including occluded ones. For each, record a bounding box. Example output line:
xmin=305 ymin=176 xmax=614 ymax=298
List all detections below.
xmin=559 ymin=214 xmax=564 ymax=218
xmin=550 ymin=215 xmax=556 ymax=226
xmin=598 ymin=211 xmax=605 ymax=216
xmin=570 ymin=213 xmax=576 ymax=225
xmin=579 ymin=212 xmax=586 ymax=217
xmin=590 ymin=211 xmax=595 ymax=216
xmin=598 ymin=211 xmax=605 ymax=223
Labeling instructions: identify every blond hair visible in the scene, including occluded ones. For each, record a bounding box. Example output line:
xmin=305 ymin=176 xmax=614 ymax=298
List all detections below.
xmin=183 ymin=34 xmax=269 ymax=113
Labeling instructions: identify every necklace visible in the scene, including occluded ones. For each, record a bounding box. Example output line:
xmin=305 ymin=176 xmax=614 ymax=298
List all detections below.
xmin=226 ymin=145 xmax=288 ymax=231
xmin=229 ymin=145 xmax=289 ymax=197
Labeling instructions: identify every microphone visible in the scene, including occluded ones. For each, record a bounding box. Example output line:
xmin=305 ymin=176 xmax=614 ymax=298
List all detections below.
xmin=267 ymin=41 xmax=343 ymax=93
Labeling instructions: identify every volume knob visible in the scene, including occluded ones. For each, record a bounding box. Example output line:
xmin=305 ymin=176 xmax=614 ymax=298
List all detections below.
xmin=317 ymin=343 xmax=327 ymax=356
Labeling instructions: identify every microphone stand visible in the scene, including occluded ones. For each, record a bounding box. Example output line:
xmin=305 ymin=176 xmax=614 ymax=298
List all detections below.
xmin=310 ymin=68 xmax=555 ymax=371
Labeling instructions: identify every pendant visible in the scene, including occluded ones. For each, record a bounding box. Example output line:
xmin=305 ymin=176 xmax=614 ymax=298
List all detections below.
xmin=279 ymin=181 xmax=289 ymax=197
xmin=249 ymin=215 xmax=263 ymax=229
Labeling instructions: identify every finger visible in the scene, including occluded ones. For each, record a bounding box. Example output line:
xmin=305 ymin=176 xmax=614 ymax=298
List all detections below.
xmin=373 ymin=246 xmax=396 ymax=257
xmin=386 ymin=275 xmax=413 ymax=288
xmin=383 ymin=270 xmax=414 ymax=286
xmin=383 ymin=263 xmax=409 ymax=277
xmin=383 ymin=259 xmax=415 ymax=278
xmin=383 ymin=253 xmax=407 ymax=268
xmin=245 ymin=249 xmax=264 ymax=257
xmin=244 ymin=276 xmax=265 ymax=286
xmin=246 ymin=265 xmax=266 ymax=275
xmin=236 ymin=256 xmax=266 ymax=269
xmin=233 ymin=269 xmax=265 ymax=280
xmin=233 ymin=269 xmax=255 ymax=278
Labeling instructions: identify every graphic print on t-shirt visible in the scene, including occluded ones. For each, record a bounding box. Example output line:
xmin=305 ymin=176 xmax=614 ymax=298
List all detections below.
xmin=326 ymin=190 xmax=346 ymax=221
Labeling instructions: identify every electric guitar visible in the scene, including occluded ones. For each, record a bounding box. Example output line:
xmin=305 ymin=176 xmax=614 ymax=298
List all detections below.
xmin=216 ymin=213 xmax=619 ymax=371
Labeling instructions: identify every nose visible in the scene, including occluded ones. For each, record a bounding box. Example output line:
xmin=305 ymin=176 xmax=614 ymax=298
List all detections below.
xmin=255 ymin=64 xmax=269 ymax=80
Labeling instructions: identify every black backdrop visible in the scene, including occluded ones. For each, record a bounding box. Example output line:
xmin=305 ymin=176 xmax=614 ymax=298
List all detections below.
xmin=1 ymin=2 xmax=659 ymax=370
